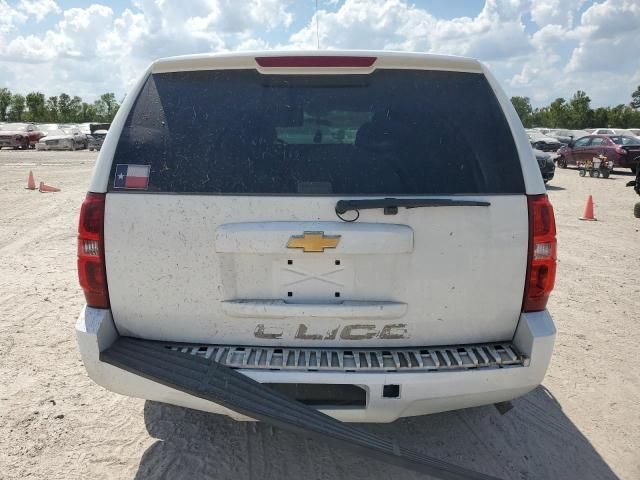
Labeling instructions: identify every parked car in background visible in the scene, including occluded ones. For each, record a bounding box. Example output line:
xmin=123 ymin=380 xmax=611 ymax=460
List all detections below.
xmin=36 ymin=127 xmax=88 ymax=151
xmin=556 ymin=134 xmax=640 ymax=172
xmin=548 ymin=129 xmax=590 ymax=145
xmin=78 ymin=123 xmax=93 ymax=135
xmin=591 ymin=128 xmax=638 ymax=137
xmin=0 ymin=123 xmax=43 ymax=149
xmin=527 ymin=131 xmax=563 ymax=152
xmin=533 ymin=148 xmax=555 ymax=183
xmin=628 ymin=128 xmax=640 ymax=137
xmin=88 ymin=129 xmax=108 ymax=151
xmin=39 ymin=124 xmax=61 ymax=136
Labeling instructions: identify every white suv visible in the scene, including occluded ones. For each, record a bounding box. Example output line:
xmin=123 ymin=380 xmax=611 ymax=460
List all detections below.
xmin=76 ymin=51 xmax=557 ymax=423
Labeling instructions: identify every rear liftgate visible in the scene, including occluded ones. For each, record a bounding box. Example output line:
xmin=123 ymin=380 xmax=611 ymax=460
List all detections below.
xmin=101 ymin=337 xmax=503 ymax=480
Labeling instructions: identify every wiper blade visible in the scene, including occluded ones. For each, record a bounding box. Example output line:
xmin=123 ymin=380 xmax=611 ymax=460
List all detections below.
xmin=335 ymin=197 xmax=490 ymax=215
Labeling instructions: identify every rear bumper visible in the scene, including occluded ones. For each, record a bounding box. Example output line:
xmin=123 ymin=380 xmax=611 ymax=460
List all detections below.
xmin=76 ymin=307 xmax=555 ymax=423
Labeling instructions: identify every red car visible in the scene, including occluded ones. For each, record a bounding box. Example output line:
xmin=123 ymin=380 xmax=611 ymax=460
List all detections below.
xmin=0 ymin=123 xmax=44 ymax=149
xmin=557 ymin=135 xmax=640 ymax=172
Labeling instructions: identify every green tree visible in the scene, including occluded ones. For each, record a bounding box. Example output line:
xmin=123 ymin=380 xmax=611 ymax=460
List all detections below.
xmin=79 ymin=102 xmax=97 ymax=122
xmin=58 ymin=93 xmax=72 ymax=122
xmin=592 ymin=107 xmax=609 ymax=127
xmin=100 ymin=93 xmax=117 ymax=118
xmin=0 ymin=88 xmax=11 ymax=121
xmin=8 ymin=94 xmax=26 ymax=121
xmin=631 ymin=85 xmax=640 ymax=110
xmin=510 ymin=96 xmax=533 ymax=127
xmin=608 ymin=104 xmax=633 ymax=128
xmin=46 ymin=96 xmax=59 ymax=122
xmin=568 ymin=90 xmax=592 ymax=129
xmin=25 ymin=92 xmax=46 ymax=121
xmin=548 ymin=98 xmax=569 ymax=127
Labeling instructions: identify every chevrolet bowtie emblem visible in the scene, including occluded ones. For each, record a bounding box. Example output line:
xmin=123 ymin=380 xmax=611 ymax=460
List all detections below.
xmin=286 ymin=231 xmax=341 ymax=253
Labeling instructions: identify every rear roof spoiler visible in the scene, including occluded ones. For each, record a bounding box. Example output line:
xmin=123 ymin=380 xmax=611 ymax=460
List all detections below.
xmin=151 ymin=50 xmax=483 ymax=75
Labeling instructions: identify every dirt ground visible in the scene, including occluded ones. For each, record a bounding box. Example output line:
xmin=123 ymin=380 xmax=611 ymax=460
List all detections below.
xmin=0 ymin=149 xmax=638 ymax=480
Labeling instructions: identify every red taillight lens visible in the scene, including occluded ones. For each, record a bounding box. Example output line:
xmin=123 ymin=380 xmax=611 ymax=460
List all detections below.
xmin=523 ymin=194 xmax=557 ymax=312
xmin=255 ymin=56 xmax=377 ymax=68
xmin=77 ymin=192 xmax=110 ymax=308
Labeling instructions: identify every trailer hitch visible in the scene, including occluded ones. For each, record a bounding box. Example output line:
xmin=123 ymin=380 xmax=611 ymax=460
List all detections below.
xmin=101 ymin=337 xmax=503 ymax=480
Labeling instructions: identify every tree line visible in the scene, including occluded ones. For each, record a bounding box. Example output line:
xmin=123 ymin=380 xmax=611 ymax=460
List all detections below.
xmin=0 ymin=88 xmax=120 ymax=124
xmin=511 ymin=86 xmax=640 ymax=129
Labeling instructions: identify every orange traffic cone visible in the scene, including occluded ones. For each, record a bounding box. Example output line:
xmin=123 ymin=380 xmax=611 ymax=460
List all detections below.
xmin=579 ymin=195 xmax=596 ymax=221
xmin=25 ymin=170 xmax=36 ymax=190
xmin=39 ymin=181 xmax=60 ymax=193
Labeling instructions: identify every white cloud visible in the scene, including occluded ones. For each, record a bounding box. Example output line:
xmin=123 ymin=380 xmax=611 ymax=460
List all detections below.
xmin=567 ymin=0 xmax=640 ymax=73
xmin=18 ymin=0 xmax=61 ymax=22
xmin=530 ymin=0 xmax=586 ymax=28
xmin=0 ymin=0 xmax=27 ymax=35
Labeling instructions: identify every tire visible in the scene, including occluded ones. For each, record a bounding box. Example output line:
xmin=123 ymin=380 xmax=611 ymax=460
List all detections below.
xmin=634 ymin=202 xmax=640 ymax=219
xmin=593 ymin=170 xmax=600 ymax=178
xmin=557 ymin=157 xmax=567 ymax=168
xmin=70 ymin=143 xmax=76 ymax=151
xmin=579 ymin=169 xmax=586 ymax=177
xmin=601 ymin=170 xmax=610 ymax=179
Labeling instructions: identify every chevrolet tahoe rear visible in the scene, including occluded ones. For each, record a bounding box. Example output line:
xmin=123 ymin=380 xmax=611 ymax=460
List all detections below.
xmin=76 ymin=51 xmax=556 ymax=423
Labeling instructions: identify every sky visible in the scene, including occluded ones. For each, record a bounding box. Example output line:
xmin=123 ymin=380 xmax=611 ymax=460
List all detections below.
xmin=0 ymin=0 xmax=639 ymax=107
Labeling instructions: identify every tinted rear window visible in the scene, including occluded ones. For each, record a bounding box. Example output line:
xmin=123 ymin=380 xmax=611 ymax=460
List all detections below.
xmin=110 ymin=69 xmax=524 ymax=194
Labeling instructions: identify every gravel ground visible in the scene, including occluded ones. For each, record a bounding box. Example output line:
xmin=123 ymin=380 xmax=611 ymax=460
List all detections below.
xmin=0 ymin=149 xmax=638 ymax=479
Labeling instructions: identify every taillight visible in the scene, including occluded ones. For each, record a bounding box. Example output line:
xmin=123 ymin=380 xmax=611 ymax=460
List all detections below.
xmin=615 ymin=146 xmax=626 ymax=155
xmin=523 ymin=195 xmax=557 ymax=312
xmin=77 ymin=192 xmax=110 ymax=308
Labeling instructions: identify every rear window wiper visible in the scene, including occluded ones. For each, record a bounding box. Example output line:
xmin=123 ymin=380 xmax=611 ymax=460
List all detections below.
xmin=335 ymin=197 xmax=490 ymax=221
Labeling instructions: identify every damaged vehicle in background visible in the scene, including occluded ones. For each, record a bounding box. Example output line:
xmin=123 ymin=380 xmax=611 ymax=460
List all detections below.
xmin=36 ymin=127 xmax=88 ymax=151
xmin=0 ymin=123 xmax=43 ymax=149
xmin=88 ymin=129 xmax=108 ymax=151
xmin=533 ymin=148 xmax=555 ymax=183
xmin=547 ymin=129 xmax=590 ymax=145
xmin=526 ymin=130 xmax=563 ymax=152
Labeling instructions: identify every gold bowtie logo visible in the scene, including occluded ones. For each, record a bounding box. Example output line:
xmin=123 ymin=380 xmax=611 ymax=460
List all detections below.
xmin=286 ymin=231 xmax=341 ymax=253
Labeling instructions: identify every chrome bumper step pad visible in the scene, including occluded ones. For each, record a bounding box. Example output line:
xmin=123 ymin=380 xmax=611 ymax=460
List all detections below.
xmin=165 ymin=342 xmax=525 ymax=372
xmin=101 ymin=337 xmax=502 ymax=480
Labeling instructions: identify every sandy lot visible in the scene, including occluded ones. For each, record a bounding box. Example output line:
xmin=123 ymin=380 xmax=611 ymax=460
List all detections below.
xmin=0 ymin=149 xmax=638 ymax=480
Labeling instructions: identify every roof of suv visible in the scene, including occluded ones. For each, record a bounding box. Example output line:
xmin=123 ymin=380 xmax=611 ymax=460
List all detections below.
xmin=151 ymin=50 xmax=484 ymax=75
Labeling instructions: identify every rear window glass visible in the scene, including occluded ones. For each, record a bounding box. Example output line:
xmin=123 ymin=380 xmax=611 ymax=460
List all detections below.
xmin=110 ymin=69 xmax=524 ymax=195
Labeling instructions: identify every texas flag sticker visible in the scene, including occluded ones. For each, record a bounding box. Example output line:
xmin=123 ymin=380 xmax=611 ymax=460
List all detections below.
xmin=114 ymin=164 xmax=150 ymax=190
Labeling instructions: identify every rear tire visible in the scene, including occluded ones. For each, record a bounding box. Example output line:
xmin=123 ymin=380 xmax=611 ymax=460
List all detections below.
xmin=601 ymin=170 xmax=610 ymax=179
xmin=635 ymin=202 xmax=640 ymax=219
xmin=579 ymin=169 xmax=586 ymax=177
xmin=557 ymin=157 xmax=567 ymax=168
